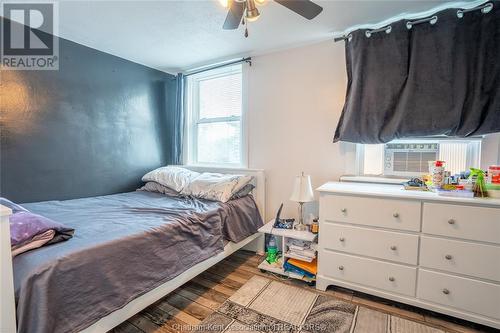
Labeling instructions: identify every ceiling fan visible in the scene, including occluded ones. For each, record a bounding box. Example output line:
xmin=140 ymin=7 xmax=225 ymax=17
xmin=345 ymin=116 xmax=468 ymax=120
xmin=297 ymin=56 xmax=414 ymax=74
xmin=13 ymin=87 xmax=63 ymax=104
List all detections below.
xmin=220 ymin=0 xmax=323 ymax=37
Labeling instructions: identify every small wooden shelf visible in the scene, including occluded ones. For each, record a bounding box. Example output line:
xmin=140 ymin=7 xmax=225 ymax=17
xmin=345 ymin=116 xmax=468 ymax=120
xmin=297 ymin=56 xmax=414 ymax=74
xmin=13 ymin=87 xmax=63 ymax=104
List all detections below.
xmin=258 ymin=219 xmax=317 ymax=285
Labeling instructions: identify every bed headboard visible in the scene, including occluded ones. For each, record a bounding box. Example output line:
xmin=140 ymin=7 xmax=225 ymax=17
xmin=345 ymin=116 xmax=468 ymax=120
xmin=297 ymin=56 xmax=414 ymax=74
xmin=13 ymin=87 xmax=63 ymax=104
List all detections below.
xmin=179 ymin=166 xmax=266 ymax=220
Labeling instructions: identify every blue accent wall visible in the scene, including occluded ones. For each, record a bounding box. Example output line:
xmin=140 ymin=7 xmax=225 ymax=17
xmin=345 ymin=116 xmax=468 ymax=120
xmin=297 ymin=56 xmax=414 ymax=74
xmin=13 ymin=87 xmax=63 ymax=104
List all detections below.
xmin=0 ymin=20 xmax=177 ymax=203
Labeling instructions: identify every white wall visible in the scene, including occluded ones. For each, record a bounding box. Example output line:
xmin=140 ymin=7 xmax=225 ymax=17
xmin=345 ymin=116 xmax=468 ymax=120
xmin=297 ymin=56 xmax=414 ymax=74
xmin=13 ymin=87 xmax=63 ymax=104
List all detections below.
xmin=246 ymin=41 xmax=355 ymax=221
xmin=245 ymin=40 xmax=500 ymax=222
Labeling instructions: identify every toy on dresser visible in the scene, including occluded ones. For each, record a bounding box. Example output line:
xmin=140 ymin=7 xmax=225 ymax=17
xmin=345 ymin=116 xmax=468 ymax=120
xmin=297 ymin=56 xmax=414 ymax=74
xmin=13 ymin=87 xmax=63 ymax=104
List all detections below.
xmin=404 ymin=161 xmax=500 ymax=198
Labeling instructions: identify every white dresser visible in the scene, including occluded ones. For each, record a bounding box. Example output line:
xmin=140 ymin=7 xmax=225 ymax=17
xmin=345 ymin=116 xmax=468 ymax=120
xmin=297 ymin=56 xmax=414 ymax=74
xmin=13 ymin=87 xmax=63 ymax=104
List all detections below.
xmin=316 ymin=182 xmax=500 ymax=329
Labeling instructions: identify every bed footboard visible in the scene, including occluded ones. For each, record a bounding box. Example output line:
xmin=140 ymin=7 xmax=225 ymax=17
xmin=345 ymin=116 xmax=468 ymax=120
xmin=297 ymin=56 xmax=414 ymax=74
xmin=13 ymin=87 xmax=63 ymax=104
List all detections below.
xmin=0 ymin=204 xmax=16 ymax=333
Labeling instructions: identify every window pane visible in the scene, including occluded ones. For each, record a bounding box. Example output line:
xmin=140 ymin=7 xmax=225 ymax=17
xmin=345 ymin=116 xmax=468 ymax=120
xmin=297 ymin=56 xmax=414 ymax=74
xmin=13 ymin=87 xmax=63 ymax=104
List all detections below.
xmin=197 ymin=121 xmax=240 ymax=164
xmin=199 ymin=73 xmax=241 ymax=119
xmin=363 ymin=144 xmax=384 ymax=175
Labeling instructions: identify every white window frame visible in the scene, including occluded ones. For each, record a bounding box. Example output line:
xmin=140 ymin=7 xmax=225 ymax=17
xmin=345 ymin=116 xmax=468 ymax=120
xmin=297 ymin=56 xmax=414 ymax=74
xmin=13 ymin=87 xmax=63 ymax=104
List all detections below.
xmin=354 ymin=137 xmax=483 ymax=178
xmin=184 ymin=64 xmax=248 ymax=168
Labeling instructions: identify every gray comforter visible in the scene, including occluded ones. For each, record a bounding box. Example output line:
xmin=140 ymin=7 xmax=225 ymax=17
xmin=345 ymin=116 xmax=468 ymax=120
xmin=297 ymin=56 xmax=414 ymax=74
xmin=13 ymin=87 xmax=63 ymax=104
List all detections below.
xmin=15 ymin=191 xmax=262 ymax=333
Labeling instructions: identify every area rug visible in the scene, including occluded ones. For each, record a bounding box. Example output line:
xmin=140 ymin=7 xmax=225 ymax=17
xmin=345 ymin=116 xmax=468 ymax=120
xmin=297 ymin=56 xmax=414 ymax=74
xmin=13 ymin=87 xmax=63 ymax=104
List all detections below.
xmin=197 ymin=276 xmax=357 ymax=333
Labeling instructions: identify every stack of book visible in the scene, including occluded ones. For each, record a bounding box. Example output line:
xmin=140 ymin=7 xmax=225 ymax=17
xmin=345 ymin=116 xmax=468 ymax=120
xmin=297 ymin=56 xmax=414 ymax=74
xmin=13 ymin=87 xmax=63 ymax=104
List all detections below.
xmin=283 ymin=257 xmax=317 ymax=281
xmin=286 ymin=239 xmax=316 ymax=262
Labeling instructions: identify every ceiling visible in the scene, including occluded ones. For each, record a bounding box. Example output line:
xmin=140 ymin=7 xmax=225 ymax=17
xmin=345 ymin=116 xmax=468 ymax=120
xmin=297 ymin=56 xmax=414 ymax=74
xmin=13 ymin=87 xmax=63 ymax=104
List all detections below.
xmin=55 ymin=0 xmax=467 ymax=73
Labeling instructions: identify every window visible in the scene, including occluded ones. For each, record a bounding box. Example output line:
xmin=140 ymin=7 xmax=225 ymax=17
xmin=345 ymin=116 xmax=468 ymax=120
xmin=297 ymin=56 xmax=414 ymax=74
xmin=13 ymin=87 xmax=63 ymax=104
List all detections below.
xmin=185 ymin=64 xmax=245 ymax=166
xmin=358 ymin=138 xmax=482 ymax=177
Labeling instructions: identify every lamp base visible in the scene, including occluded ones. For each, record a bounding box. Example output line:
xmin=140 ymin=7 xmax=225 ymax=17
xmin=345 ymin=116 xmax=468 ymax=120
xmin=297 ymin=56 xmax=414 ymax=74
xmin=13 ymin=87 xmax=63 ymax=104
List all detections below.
xmin=294 ymin=201 xmax=307 ymax=231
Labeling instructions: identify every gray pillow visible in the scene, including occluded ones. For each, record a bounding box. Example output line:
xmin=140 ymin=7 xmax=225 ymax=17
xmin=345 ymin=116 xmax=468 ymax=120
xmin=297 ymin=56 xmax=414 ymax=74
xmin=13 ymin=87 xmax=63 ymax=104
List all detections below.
xmin=180 ymin=173 xmax=253 ymax=202
xmin=141 ymin=166 xmax=199 ymax=192
xmin=138 ymin=181 xmax=179 ymax=197
xmin=230 ymin=183 xmax=255 ymax=200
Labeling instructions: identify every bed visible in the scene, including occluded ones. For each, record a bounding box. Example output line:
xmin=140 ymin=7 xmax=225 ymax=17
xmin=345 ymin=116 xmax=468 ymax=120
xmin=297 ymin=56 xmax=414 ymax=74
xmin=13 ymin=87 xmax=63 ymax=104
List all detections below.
xmin=0 ymin=167 xmax=266 ymax=333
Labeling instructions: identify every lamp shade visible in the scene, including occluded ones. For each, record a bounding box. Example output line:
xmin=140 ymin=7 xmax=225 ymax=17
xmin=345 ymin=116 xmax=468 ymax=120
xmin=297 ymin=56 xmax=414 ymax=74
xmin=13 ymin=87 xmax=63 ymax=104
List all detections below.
xmin=290 ymin=173 xmax=314 ymax=203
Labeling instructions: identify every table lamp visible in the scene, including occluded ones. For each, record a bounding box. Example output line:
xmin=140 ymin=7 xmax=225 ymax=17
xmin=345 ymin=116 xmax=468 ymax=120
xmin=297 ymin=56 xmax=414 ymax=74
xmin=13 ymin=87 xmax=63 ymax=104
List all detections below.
xmin=290 ymin=172 xmax=314 ymax=231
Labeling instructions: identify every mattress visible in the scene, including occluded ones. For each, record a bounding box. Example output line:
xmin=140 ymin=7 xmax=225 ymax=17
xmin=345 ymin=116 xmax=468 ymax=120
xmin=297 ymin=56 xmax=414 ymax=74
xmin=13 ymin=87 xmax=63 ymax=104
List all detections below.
xmin=14 ymin=191 xmax=263 ymax=333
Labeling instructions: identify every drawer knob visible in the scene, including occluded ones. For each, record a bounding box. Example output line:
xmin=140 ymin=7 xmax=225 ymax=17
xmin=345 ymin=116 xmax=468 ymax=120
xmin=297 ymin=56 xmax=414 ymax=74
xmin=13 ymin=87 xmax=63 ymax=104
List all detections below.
xmin=442 ymin=288 xmax=450 ymax=295
xmin=390 ymin=245 xmax=397 ymax=251
xmin=341 ymin=208 xmax=347 ymax=213
xmin=339 ymin=237 xmax=345 ymax=242
xmin=388 ymin=276 xmax=395 ymax=282
xmin=445 ymin=254 xmax=453 ymax=260
xmin=448 ymin=219 xmax=456 ymax=225
xmin=338 ymin=265 xmax=344 ymax=271
xmin=393 ymin=213 xmax=400 ymax=218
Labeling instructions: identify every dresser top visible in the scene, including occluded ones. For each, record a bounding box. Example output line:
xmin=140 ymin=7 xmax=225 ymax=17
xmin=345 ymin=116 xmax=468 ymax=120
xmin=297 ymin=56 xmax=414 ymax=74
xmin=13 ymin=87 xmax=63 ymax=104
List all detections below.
xmin=317 ymin=182 xmax=500 ymax=208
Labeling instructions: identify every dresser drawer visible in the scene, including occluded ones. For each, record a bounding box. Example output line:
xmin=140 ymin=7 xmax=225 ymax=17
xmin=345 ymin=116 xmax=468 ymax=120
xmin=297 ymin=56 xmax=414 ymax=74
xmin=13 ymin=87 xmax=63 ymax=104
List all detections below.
xmin=417 ymin=269 xmax=500 ymax=320
xmin=420 ymin=236 xmax=500 ymax=282
xmin=319 ymin=223 xmax=419 ymax=265
xmin=319 ymin=251 xmax=417 ymax=297
xmin=422 ymin=203 xmax=500 ymax=244
xmin=320 ymin=194 xmax=421 ymax=231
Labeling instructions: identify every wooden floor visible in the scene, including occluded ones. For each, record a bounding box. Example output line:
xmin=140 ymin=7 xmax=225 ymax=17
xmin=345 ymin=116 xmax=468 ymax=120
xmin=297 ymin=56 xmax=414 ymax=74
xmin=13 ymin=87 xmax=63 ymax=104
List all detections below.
xmin=111 ymin=250 xmax=493 ymax=333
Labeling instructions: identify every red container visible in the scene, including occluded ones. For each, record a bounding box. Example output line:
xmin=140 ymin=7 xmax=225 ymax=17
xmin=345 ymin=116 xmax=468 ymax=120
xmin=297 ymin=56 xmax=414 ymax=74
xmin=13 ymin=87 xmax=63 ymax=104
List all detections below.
xmin=489 ymin=165 xmax=500 ymax=184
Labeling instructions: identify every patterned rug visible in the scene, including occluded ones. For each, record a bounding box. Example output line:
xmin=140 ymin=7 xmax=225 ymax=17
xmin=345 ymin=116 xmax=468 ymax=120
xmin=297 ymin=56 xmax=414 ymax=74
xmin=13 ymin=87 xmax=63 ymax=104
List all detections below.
xmin=197 ymin=276 xmax=357 ymax=333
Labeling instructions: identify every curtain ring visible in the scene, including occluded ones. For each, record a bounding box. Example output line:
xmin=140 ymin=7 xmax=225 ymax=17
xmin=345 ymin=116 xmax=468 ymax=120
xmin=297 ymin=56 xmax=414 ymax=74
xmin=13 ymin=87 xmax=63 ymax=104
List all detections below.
xmin=365 ymin=25 xmax=392 ymax=38
xmin=406 ymin=15 xmax=438 ymax=30
xmin=483 ymin=3 xmax=494 ymax=13
xmin=457 ymin=3 xmax=493 ymax=18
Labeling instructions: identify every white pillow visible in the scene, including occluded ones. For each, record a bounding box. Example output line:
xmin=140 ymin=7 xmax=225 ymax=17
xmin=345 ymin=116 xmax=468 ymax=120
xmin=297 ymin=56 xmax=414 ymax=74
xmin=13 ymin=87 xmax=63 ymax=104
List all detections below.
xmin=181 ymin=173 xmax=253 ymax=203
xmin=141 ymin=166 xmax=200 ymax=193
xmin=138 ymin=182 xmax=179 ymax=197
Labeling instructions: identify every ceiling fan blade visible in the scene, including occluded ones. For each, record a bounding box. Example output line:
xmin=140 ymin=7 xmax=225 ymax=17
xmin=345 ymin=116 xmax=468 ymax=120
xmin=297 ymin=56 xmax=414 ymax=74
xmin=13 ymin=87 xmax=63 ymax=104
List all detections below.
xmin=223 ymin=1 xmax=245 ymax=30
xmin=274 ymin=0 xmax=323 ymax=20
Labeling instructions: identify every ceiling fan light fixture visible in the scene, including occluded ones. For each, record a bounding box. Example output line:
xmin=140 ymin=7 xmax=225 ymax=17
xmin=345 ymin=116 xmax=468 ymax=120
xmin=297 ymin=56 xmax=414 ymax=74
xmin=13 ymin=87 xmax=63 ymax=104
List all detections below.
xmin=245 ymin=0 xmax=260 ymax=22
xmin=222 ymin=0 xmax=324 ymax=35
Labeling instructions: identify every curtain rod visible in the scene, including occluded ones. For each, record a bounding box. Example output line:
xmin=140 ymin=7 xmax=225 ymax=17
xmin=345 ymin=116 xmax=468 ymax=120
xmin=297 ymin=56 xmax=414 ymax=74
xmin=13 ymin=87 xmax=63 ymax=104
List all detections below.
xmin=333 ymin=0 xmax=491 ymax=42
xmin=184 ymin=57 xmax=252 ymax=76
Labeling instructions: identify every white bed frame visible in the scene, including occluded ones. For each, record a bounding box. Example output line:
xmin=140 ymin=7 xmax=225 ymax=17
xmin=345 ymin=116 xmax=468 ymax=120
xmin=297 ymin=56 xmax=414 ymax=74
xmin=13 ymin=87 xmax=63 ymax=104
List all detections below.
xmin=0 ymin=167 xmax=265 ymax=333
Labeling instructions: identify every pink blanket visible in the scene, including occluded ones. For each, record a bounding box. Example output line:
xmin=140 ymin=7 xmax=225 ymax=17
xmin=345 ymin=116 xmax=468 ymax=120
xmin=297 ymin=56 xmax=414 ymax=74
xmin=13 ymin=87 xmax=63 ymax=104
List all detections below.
xmin=11 ymin=229 xmax=55 ymax=257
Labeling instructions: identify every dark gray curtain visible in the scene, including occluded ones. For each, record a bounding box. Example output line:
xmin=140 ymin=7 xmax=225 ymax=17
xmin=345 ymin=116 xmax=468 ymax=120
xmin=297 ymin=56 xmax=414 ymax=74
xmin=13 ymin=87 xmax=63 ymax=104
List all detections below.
xmin=334 ymin=3 xmax=500 ymax=143
xmin=172 ymin=73 xmax=185 ymax=164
